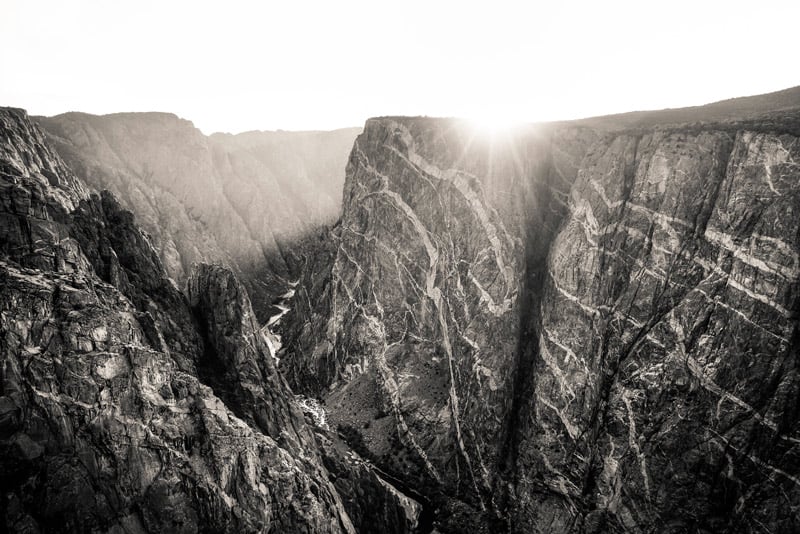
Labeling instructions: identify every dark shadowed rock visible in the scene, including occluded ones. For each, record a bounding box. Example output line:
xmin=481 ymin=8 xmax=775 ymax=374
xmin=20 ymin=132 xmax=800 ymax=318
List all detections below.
xmin=187 ymin=262 xmax=305 ymax=443
xmin=0 ymin=107 xmax=418 ymax=534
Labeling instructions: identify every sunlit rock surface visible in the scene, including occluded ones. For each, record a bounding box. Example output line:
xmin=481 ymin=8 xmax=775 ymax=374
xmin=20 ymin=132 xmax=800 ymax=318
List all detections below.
xmin=285 ymin=117 xmax=598 ymax=529
xmin=287 ymin=105 xmax=800 ymax=532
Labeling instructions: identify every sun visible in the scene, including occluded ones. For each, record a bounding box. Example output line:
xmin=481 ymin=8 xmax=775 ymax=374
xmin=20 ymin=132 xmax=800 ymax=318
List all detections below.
xmin=467 ymin=112 xmax=524 ymax=138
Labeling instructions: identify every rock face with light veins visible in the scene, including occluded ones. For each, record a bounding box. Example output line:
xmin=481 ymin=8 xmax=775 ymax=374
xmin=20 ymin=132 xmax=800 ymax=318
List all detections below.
xmin=283 ymin=117 xmax=596 ymax=527
xmin=5 ymin=88 xmax=800 ymax=533
xmin=513 ymin=126 xmax=800 ymax=533
xmin=287 ymin=108 xmax=800 ymax=532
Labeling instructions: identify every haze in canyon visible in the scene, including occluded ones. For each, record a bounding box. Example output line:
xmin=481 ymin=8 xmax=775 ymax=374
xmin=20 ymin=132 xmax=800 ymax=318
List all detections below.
xmin=2 ymin=1 xmax=800 ymax=533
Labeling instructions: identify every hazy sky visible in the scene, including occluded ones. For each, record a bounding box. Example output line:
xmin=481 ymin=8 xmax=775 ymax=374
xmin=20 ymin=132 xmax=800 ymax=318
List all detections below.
xmin=2 ymin=0 xmax=798 ymax=133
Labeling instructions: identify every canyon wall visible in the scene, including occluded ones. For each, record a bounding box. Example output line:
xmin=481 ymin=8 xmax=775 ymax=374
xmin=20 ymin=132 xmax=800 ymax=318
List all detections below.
xmin=290 ymin=110 xmax=800 ymax=532
xmin=513 ymin=124 xmax=800 ymax=533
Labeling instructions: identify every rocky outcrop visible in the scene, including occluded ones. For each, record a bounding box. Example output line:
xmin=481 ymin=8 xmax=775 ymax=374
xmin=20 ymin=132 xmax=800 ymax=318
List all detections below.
xmin=0 ymin=265 xmax=353 ymax=533
xmin=68 ymin=190 xmax=203 ymax=373
xmin=0 ymin=107 xmax=416 ymax=533
xmin=187 ymin=263 xmax=303 ymax=442
xmin=287 ymin=104 xmax=800 ymax=532
xmin=36 ymin=112 xmax=360 ymax=319
xmin=0 ymin=107 xmax=90 ymax=273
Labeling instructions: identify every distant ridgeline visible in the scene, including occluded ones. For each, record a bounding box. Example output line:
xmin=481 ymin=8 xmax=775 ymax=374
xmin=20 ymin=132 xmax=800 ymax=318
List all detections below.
xmin=36 ymin=112 xmax=361 ymax=320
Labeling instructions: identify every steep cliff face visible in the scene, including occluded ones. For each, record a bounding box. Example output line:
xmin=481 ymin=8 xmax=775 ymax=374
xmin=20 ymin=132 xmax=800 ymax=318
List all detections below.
xmin=514 ymin=126 xmax=800 ymax=533
xmin=0 ymin=108 xmax=416 ymax=533
xmin=186 ymin=263 xmax=420 ymax=534
xmin=289 ymin=107 xmax=800 ymax=531
xmin=283 ymin=117 xmax=597 ymax=526
xmin=36 ymin=112 xmax=360 ymax=319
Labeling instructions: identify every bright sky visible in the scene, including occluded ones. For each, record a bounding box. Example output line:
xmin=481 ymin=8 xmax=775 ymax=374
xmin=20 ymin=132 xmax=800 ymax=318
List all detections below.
xmin=1 ymin=0 xmax=798 ymax=134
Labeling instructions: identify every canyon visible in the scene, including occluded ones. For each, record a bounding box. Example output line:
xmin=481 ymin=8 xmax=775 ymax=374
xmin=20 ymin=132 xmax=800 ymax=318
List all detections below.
xmin=1 ymin=85 xmax=799 ymax=533
xmin=0 ymin=108 xmax=415 ymax=533
xmin=37 ymin=112 xmax=359 ymax=319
